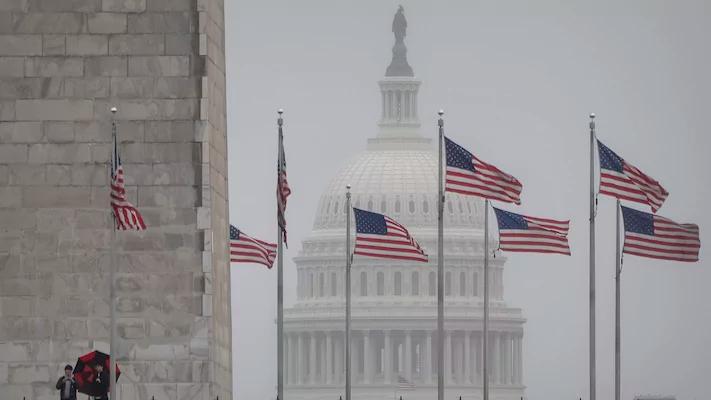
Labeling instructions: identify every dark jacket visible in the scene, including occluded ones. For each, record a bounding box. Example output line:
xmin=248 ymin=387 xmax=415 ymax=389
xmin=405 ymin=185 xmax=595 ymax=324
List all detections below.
xmin=90 ymin=370 xmax=110 ymax=400
xmin=55 ymin=376 xmax=77 ymax=400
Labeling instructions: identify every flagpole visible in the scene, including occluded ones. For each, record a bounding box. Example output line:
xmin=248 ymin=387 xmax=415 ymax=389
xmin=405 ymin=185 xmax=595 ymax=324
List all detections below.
xmin=277 ymin=109 xmax=285 ymax=400
xmin=436 ymin=110 xmax=445 ymax=400
xmin=483 ymin=199 xmax=489 ymax=400
xmin=588 ymin=113 xmax=597 ymax=400
xmin=109 ymin=106 xmax=117 ymax=400
xmin=345 ymin=184 xmax=352 ymax=400
xmin=614 ymin=199 xmax=621 ymax=400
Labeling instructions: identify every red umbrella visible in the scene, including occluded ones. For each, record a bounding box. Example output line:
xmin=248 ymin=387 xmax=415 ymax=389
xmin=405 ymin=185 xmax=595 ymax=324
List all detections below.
xmin=73 ymin=350 xmax=121 ymax=396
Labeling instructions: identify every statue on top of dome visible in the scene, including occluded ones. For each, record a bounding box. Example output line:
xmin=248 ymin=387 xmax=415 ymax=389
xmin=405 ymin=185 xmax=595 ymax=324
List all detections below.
xmin=386 ymin=5 xmax=414 ymax=77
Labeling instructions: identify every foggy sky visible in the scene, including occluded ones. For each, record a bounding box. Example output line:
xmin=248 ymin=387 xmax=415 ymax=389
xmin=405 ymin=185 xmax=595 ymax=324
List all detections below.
xmin=225 ymin=1 xmax=711 ymax=399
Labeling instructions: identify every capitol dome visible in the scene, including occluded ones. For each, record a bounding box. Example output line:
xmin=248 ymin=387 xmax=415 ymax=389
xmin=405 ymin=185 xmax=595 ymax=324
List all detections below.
xmin=284 ymin=8 xmax=525 ymax=400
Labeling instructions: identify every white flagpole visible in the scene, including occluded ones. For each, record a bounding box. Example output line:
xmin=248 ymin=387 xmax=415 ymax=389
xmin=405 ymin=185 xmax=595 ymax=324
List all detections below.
xmin=277 ymin=109 xmax=285 ymax=400
xmin=109 ymin=106 xmax=117 ymax=400
xmin=614 ymin=199 xmax=621 ymax=400
xmin=436 ymin=110 xmax=445 ymax=400
xmin=588 ymin=113 xmax=597 ymax=400
xmin=345 ymin=184 xmax=352 ymax=400
xmin=483 ymin=199 xmax=489 ymax=400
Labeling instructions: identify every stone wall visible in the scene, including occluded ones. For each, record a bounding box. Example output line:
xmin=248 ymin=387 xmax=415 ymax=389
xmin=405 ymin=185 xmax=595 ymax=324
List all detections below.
xmin=0 ymin=1 xmax=231 ymax=399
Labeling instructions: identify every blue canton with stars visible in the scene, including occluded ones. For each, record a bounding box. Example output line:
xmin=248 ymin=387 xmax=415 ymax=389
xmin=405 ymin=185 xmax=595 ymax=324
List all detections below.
xmin=353 ymin=208 xmax=388 ymax=235
xmin=597 ymin=140 xmax=625 ymax=172
xmin=229 ymin=224 xmax=241 ymax=240
xmin=445 ymin=136 xmax=476 ymax=172
xmin=493 ymin=208 xmax=529 ymax=230
xmin=621 ymin=206 xmax=655 ymax=235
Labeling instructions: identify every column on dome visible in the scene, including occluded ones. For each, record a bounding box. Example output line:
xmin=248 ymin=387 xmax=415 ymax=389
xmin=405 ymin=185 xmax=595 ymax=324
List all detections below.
xmin=335 ymin=334 xmax=343 ymax=384
xmin=381 ymin=91 xmax=386 ymax=120
xmin=320 ymin=333 xmax=326 ymax=384
xmin=492 ymin=332 xmax=500 ymax=384
xmin=424 ymin=331 xmax=432 ymax=384
xmin=297 ymin=333 xmax=304 ymax=385
xmin=464 ymin=331 xmax=471 ymax=384
xmin=384 ymin=330 xmax=392 ymax=384
xmin=445 ymin=331 xmax=452 ymax=383
xmin=517 ymin=333 xmax=523 ymax=384
xmin=405 ymin=331 xmax=412 ymax=381
xmin=505 ymin=332 xmax=512 ymax=385
xmin=284 ymin=333 xmax=290 ymax=385
xmin=326 ymin=332 xmax=332 ymax=384
xmin=309 ymin=333 xmax=316 ymax=384
xmin=363 ymin=331 xmax=371 ymax=384
xmin=452 ymin=332 xmax=461 ymax=384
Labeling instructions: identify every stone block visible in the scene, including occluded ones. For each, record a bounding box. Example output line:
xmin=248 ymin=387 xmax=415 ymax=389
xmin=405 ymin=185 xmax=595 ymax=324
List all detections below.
xmin=45 ymin=164 xmax=72 ymax=185
xmin=0 ymin=34 xmax=42 ymax=55
xmin=62 ymin=77 xmax=110 ymax=98
xmin=71 ymin=165 xmax=107 ymax=186
xmin=29 ymin=0 xmax=99 ymax=12
xmin=0 ymin=0 xmax=28 ymax=11
xmin=28 ymin=143 xmax=91 ymax=163
xmin=178 ymin=383 xmax=208 ymax=400
xmin=0 ymin=78 xmax=42 ymax=99
xmin=84 ymin=56 xmax=127 ymax=77
xmin=25 ymin=57 xmax=83 ymax=77
xmin=43 ymin=122 xmax=74 ymax=142
xmin=22 ymin=187 xmax=92 ymax=208
xmin=0 ymin=100 xmax=15 ymax=120
xmin=0 ymin=165 xmax=7 ymax=185
xmin=0 ymin=317 xmax=52 ymax=340
xmin=7 ymin=364 xmax=50 ymax=384
xmin=88 ymin=12 xmax=126 ymax=34
xmin=42 ymin=34 xmax=65 ymax=56
xmin=128 ymin=55 xmax=190 ymax=76
xmin=0 ymin=57 xmax=24 ymax=77
xmin=127 ymin=12 xmax=193 ymax=33
xmin=147 ymin=0 xmax=193 ymax=11
xmin=144 ymin=120 xmax=194 ymax=142
xmin=165 ymin=33 xmax=196 ymax=55
xmin=66 ymin=34 xmax=108 ymax=56
xmin=110 ymin=76 xmax=154 ymax=98
xmin=0 ymin=209 xmax=36 ymax=229
xmin=8 ymin=164 xmax=44 ymax=185
xmin=16 ymin=99 xmax=94 ymax=121
xmin=94 ymin=99 xmax=198 ymax=120
xmin=12 ymin=12 xmax=84 ymax=33
xmin=0 ymin=121 xmax=42 ymax=143
xmin=0 ymin=145 xmax=28 ymax=163
xmin=102 ymin=0 xmax=145 ymax=13
xmin=155 ymin=77 xmax=201 ymax=98
xmin=109 ymin=34 xmax=164 ymax=55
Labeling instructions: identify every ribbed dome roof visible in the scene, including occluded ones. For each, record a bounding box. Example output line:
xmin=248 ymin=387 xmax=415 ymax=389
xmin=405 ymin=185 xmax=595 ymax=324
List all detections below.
xmin=312 ymin=142 xmax=486 ymax=230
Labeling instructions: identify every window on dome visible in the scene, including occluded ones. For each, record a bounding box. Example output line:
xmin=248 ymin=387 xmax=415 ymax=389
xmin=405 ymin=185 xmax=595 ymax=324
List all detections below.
xmin=447 ymin=200 xmax=453 ymax=215
xmin=381 ymin=198 xmax=387 ymax=213
xmin=395 ymin=197 xmax=401 ymax=213
xmin=458 ymin=199 xmax=464 ymax=213
xmin=343 ymin=201 xmax=348 ymax=214
xmin=459 ymin=271 xmax=466 ymax=296
xmin=354 ymin=198 xmax=360 ymax=209
xmin=377 ymin=271 xmax=384 ymax=296
xmin=411 ymin=271 xmax=419 ymax=296
xmin=319 ymin=273 xmax=324 ymax=297
xmin=394 ymin=271 xmax=402 ymax=295
xmin=326 ymin=200 xmax=331 ymax=215
xmin=360 ymin=271 xmax=367 ymax=296
xmin=331 ymin=272 xmax=337 ymax=296
xmin=428 ymin=271 xmax=435 ymax=296
xmin=334 ymin=201 xmax=339 ymax=215
xmin=445 ymin=272 xmax=452 ymax=296
xmin=466 ymin=201 xmax=473 ymax=215
xmin=408 ymin=199 xmax=415 ymax=214
xmin=473 ymin=272 xmax=479 ymax=297
xmin=422 ymin=197 xmax=429 ymax=214
xmin=309 ymin=272 xmax=314 ymax=298
xmin=367 ymin=197 xmax=373 ymax=211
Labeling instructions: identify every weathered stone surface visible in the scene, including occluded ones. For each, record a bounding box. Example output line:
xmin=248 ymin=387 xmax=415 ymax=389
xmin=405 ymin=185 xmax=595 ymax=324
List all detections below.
xmin=62 ymin=77 xmax=110 ymax=98
xmin=109 ymin=34 xmax=164 ymax=55
xmin=24 ymin=57 xmax=83 ymax=77
xmin=0 ymin=100 xmax=15 ymax=120
xmin=0 ymin=144 xmax=28 ymax=163
xmin=0 ymin=35 xmax=42 ymax=56
xmin=42 ymin=34 xmax=65 ymax=56
xmin=12 ymin=12 xmax=84 ymax=33
xmin=0 ymin=0 xmax=28 ymax=12
xmin=102 ymin=0 xmax=146 ymax=13
xmin=22 ymin=187 xmax=92 ymax=208
xmin=129 ymin=55 xmax=190 ymax=76
xmin=0 ymin=57 xmax=24 ymax=77
xmin=28 ymin=0 xmax=99 ymax=12
xmin=66 ymin=34 xmax=108 ymax=56
xmin=165 ymin=34 xmax=196 ymax=55
xmin=0 ymin=78 xmax=42 ymax=99
xmin=16 ymin=99 xmax=94 ymax=121
xmin=87 ymin=12 xmax=127 ymax=34
xmin=0 ymin=122 xmax=42 ymax=143
xmin=0 ymin=187 xmax=23 ymax=207
xmin=84 ymin=55 xmax=127 ymax=76
xmin=147 ymin=0 xmax=192 ymax=11
xmin=128 ymin=12 xmax=193 ymax=33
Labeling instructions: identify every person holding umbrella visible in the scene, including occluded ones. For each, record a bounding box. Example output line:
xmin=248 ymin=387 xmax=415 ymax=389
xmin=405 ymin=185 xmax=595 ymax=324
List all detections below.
xmin=55 ymin=365 xmax=77 ymax=400
xmin=90 ymin=363 xmax=109 ymax=400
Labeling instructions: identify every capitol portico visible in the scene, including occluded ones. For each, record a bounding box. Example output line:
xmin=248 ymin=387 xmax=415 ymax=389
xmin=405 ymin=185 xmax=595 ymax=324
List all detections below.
xmin=284 ymin=8 xmax=526 ymax=400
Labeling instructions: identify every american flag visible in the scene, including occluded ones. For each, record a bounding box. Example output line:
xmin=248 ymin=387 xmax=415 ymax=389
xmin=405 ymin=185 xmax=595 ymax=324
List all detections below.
xmin=229 ymin=225 xmax=277 ymax=268
xmin=353 ymin=208 xmax=428 ymax=262
xmin=110 ymin=126 xmax=146 ymax=231
xmin=277 ymin=136 xmax=291 ymax=246
xmin=444 ymin=136 xmax=523 ymax=204
xmin=396 ymin=375 xmax=415 ymax=390
xmin=597 ymin=140 xmax=668 ymax=213
xmin=621 ymin=206 xmax=700 ymax=262
xmin=493 ymin=207 xmax=571 ymax=255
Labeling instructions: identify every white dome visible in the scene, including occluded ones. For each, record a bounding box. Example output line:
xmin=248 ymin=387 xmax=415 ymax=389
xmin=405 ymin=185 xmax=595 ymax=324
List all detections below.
xmin=313 ymin=139 xmax=486 ymax=230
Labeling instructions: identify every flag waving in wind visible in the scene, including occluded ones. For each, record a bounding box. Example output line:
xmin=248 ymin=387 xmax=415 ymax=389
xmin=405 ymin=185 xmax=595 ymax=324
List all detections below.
xmin=620 ymin=206 xmax=700 ymax=262
xmin=353 ymin=208 xmax=428 ymax=262
xmin=444 ymin=136 xmax=523 ymax=204
xmin=493 ymin=207 xmax=571 ymax=255
xmin=598 ymin=140 xmax=669 ymax=213
xmin=110 ymin=128 xmax=146 ymax=231
xmin=229 ymin=225 xmax=278 ymax=268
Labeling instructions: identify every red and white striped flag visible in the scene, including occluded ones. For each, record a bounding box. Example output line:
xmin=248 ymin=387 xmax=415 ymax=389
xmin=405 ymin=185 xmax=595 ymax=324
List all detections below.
xmin=621 ymin=206 xmax=700 ymax=262
xmin=353 ymin=208 xmax=428 ymax=262
xmin=230 ymin=225 xmax=277 ymax=268
xmin=493 ymin=207 xmax=571 ymax=255
xmin=444 ymin=136 xmax=523 ymax=204
xmin=598 ymin=140 xmax=668 ymax=213
xmin=110 ymin=128 xmax=146 ymax=231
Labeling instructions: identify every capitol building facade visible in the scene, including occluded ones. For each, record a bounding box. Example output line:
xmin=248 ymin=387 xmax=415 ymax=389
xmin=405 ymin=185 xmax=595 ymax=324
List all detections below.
xmin=283 ymin=9 xmax=525 ymax=400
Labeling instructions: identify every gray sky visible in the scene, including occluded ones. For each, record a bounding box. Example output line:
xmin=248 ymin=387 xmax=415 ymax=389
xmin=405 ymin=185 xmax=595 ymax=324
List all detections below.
xmin=225 ymin=1 xmax=711 ymax=399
